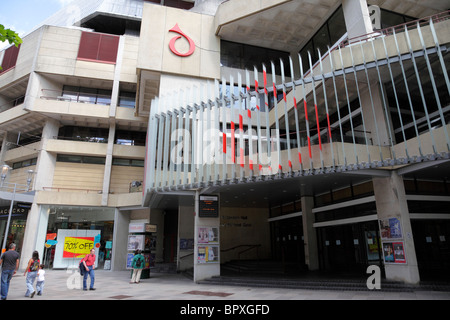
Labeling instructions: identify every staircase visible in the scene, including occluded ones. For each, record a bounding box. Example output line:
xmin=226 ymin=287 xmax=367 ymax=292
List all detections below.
xmin=197 ymin=260 xmax=450 ymax=292
xmin=221 ymin=259 xmax=306 ymax=275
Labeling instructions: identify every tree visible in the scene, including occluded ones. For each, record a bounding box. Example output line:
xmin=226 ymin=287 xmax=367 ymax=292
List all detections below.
xmin=0 ymin=24 xmax=22 ymax=70
xmin=0 ymin=24 xmax=22 ymax=47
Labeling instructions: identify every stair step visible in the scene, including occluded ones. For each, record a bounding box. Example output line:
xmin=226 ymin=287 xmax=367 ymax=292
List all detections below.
xmin=199 ymin=276 xmax=419 ymax=292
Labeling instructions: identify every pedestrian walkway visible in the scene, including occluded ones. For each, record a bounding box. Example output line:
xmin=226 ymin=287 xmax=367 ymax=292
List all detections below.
xmin=3 ymin=269 xmax=450 ymax=300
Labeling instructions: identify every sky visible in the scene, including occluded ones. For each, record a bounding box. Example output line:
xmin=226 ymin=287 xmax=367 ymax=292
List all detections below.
xmin=0 ymin=0 xmax=72 ymax=49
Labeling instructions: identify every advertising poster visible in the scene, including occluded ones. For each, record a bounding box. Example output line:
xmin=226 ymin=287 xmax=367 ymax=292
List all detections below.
xmin=127 ymin=235 xmax=144 ymax=251
xmin=379 ymin=217 xmax=403 ymax=240
xmin=382 ymin=242 xmax=406 ymax=264
xmin=53 ymin=229 xmax=100 ymax=269
xmin=365 ymin=231 xmax=380 ymax=261
xmin=197 ymin=246 xmax=219 ymax=263
xmin=63 ymin=237 xmax=95 ymax=258
xmin=197 ymin=227 xmax=219 ymax=244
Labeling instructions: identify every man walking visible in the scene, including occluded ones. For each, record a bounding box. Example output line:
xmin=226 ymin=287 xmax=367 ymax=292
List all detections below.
xmin=0 ymin=243 xmax=20 ymax=300
xmin=81 ymin=248 xmax=96 ymax=291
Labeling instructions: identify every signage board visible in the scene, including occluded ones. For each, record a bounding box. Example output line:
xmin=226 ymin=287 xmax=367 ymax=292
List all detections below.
xmin=199 ymin=195 xmax=219 ymax=218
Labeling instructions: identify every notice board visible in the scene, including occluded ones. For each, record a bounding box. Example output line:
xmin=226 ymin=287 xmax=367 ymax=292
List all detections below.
xmin=199 ymin=195 xmax=219 ymax=218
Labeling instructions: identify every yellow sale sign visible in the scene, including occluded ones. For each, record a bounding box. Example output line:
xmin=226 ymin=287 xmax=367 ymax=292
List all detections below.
xmin=63 ymin=237 xmax=95 ymax=258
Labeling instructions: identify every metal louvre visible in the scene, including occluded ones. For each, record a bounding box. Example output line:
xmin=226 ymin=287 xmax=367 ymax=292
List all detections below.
xmin=144 ymin=17 xmax=450 ymax=194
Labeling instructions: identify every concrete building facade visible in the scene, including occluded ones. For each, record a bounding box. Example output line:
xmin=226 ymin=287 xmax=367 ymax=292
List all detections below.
xmin=0 ymin=0 xmax=449 ymax=285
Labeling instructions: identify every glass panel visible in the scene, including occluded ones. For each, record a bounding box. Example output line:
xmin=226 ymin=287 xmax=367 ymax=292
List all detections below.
xmin=112 ymin=158 xmax=131 ymax=166
xmin=130 ymin=159 xmax=144 ymax=167
xmin=57 ymin=155 xmax=82 ymax=163
xmin=328 ymin=6 xmax=346 ymax=44
xmin=380 ymin=9 xmax=406 ymax=29
xmin=82 ymin=157 xmax=105 ymax=165
xmin=312 ymin=23 xmax=330 ymax=61
xmin=299 ymin=40 xmax=314 ymax=74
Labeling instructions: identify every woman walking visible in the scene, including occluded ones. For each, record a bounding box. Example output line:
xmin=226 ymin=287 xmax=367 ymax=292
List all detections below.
xmin=23 ymin=251 xmax=40 ymax=298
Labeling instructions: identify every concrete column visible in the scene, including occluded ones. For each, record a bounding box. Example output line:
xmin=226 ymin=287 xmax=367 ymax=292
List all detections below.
xmin=102 ymin=122 xmax=116 ymax=206
xmin=193 ymin=191 xmax=220 ymax=282
xmin=342 ymin=0 xmax=373 ymax=40
xmin=20 ymin=119 xmax=59 ymax=269
xmin=0 ymin=131 xmax=18 ymax=167
xmin=360 ymin=84 xmax=392 ymax=148
xmin=34 ymin=119 xmax=59 ymax=190
xmin=373 ymin=172 xmax=420 ymax=284
xmin=112 ymin=208 xmax=130 ymax=271
xmin=301 ymin=196 xmax=319 ymax=270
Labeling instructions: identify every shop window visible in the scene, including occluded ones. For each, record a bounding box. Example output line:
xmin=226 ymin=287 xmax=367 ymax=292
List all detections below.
xmin=0 ymin=44 xmax=20 ymax=74
xmin=77 ymin=31 xmax=119 ymax=64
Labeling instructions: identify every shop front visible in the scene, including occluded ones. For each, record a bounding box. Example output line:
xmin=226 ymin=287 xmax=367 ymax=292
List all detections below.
xmin=38 ymin=205 xmax=115 ymax=270
xmin=0 ymin=203 xmax=30 ymax=253
xmin=317 ymin=221 xmax=383 ymax=276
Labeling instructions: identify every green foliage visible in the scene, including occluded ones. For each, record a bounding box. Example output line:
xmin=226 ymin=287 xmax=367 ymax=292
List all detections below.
xmin=0 ymin=24 xmax=22 ymax=47
xmin=0 ymin=24 xmax=22 ymax=70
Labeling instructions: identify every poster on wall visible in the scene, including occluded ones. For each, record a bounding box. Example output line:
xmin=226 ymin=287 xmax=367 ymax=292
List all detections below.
xmin=365 ymin=231 xmax=380 ymax=261
xmin=382 ymin=242 xmax=406 ymax=264
xmin=197 ymin=246 xmax=219 ymax=264
xmin=197 ymin=227 xmax=219 ymax=244
xmin=53 ymin=229 xmax=100 ymax=269
xmin=127 ymin=235 xmax=144 ymax=251
xmin=379 ymin=217 xmax=403 ymax=240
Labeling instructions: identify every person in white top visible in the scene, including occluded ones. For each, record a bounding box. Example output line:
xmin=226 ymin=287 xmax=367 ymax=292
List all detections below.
xmin=36 ymin=264 xmax=45 ymax=296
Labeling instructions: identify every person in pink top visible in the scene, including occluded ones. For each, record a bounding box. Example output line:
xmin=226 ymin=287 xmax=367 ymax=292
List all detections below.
xmin=81 ymin=249 xmax=96 ymax=291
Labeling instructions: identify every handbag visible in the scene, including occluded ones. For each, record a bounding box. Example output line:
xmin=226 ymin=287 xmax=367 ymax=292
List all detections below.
xmin=79 ymin=259 xmax=86 ymax=275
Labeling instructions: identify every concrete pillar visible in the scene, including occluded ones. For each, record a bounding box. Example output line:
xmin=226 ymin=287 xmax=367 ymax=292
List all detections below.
xmin=301 ymin=196 xmax=319 ymax=271
xmin=360 ymin=84 xmax=392 ymax=148
xmin=19 ymin=119 xmax=59 ymax=270
xmin=34 ymin=119 xmax=59 ymax=190
xmin=193 ymin=191 xmax=220 ymax=282
xmin=373 ymin=172 xmax=420 ymax=284
xmin=102 ymin=122 xmax=116 ymax=205
xmin=112 ymin=208 xmax=130 ymax=271
xmin=0 ymin=131 xmax=19 ymax=167
xmin=342 ymin=0 xmax=373 ymax=40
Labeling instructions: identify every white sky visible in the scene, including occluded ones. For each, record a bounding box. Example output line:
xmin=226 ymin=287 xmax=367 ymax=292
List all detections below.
xmin=0 ymin=0 xmax=71 ymax=49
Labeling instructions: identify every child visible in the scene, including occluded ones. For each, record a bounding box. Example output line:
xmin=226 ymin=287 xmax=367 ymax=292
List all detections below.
xmin=36 ymin=264 xmax=45 ymax=296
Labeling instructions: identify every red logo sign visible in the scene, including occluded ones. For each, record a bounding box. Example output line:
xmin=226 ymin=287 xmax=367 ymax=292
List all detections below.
xmin=168 ymin=24 xmax=195 ymax=57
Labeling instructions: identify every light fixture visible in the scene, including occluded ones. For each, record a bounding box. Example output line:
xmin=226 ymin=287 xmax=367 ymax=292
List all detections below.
xmin=26 ymin=169 xmax=34 ymax=191
xmin=1 ymin=164 xmax=11 ymax=187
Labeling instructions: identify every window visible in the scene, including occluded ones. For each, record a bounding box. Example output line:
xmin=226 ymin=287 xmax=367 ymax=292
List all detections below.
xmin=112 ymin=158 xmax=144 ymax=167
xmin=58 ymin=126 xmax=109 ymax=143
xmin=299 ymin=6 xmax=345 ymax=73
xmin=12 ymin=158 xmax=37 ymax=169
xmin=118 ymin=91 xmax=136 ymax=108
xmin=56 ymin=155 xmax=106 ymax=165
xmin=115 ymin=130 xmax=146 ymax=146
xmin=77 ymin=31 xmax=119 ymax=64
xmin=0 ymin=44 xmax=20 ymax=74
xmin=146 ymin=0 xmax=194 ymax=10
xmin=220 ymin=40 xmax=290 ymax=76
xmin=62 ymin=86 xmax=112 ymax=105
